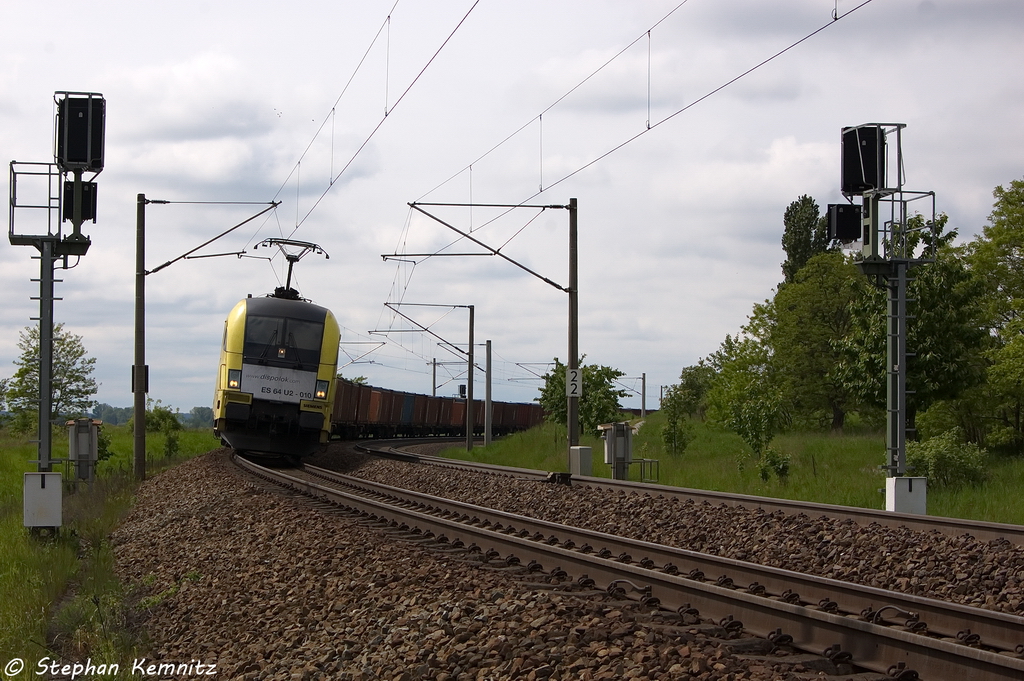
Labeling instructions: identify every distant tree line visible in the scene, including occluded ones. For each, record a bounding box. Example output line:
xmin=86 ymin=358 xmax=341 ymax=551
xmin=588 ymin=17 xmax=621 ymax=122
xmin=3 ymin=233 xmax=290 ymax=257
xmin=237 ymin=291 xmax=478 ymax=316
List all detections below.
xmin=91 ymin=403 xmax=214 ymax=429
xmin=662 ymin=178 xmax=1024 ymax=479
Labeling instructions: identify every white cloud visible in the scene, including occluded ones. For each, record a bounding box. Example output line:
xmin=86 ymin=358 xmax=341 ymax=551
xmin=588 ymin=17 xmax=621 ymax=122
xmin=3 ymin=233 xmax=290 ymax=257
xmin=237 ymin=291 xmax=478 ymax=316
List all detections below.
xmin=1 ymin=0 xmax=1022 ymax=412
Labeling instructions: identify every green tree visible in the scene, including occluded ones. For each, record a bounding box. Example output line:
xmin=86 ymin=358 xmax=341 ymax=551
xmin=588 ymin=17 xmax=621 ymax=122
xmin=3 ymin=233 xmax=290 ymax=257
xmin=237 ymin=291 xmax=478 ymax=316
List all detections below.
xmin=93 ymin=403 xmax=133 ymax=426
xmin=189 ymin=406 xmax=214 ymax=428
xmin=836 ymin=226 xmax=987 ymax=435
xmin=128 ymin=398 xmax=182 ymax=457
xmin=5 ymin=323 xmax=97 ymax=429
xmin=660 ymin=383 xmax=694 ymax=454
xmin=969 ymin=179 xmax=1024 ymax=330
xmin=772 ymin=251 xmax=863 ymax=431
xmin=705 ymin=304 xmax=788 ymax=459
xmin=984 ymin=317 xmax=1024 ymax=451
xmin=675 ymin=361 xmax=715 ymax=420
xmin=781 ymin=195 xmax=832 ymax=285
xmin=967 ymin=178 xmax=1024 ymax=451
xmin=537 ymin=357 xmax=628 ymax=434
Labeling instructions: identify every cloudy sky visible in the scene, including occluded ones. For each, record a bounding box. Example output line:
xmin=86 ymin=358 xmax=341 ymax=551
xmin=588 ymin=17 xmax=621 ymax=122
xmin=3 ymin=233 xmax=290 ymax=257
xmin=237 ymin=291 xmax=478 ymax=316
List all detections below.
xmin=1 ymin=0 xmax=1021 ymax=413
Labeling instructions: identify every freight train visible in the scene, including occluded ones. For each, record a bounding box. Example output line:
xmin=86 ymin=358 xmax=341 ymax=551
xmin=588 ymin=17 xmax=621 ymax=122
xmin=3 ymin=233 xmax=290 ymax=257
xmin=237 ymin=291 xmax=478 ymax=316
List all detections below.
xmin=214 ymin=289 xmax=544 ymax=459
xmin=330 ymin=377 xmax=544 ymax=440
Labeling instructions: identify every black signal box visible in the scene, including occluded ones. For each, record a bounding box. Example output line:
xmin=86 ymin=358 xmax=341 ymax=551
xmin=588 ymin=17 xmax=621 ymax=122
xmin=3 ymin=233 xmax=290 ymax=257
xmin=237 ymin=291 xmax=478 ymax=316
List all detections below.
xmin=62 ymin=181 xmax=97 ymax=222
xmin=56 ymin=95 xmax=105 ymax=172
xmin=828 ymin=203 xmax=862 ymax=242
xmin=841 ymin=125 xmax=884 ymax=195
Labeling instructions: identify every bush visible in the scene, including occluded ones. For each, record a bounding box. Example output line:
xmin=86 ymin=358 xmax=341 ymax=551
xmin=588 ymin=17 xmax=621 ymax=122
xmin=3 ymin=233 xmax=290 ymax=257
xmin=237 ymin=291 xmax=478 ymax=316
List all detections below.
xmin=756 ymin=446 xmax=790 ymax=482
xmin=97 ymin=428 xmax=113 ymax=461
xmin=906 ymin=429 xmax=986 ymax=488
xmin=662 ymin=417 xmax=695 ymax=454
xmin=164 ymin=430 xmax=180 ymax=458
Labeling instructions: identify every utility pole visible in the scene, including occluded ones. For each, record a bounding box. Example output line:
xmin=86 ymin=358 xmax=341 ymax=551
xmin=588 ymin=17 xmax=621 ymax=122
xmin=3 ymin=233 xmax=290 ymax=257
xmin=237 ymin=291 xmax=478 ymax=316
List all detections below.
xmin=466 ymin=305 xmax=474 ymax=451
xmin=485 ymin=340 xmax=492 ymax=446
xmin=133 ymin=198 xmax=279 ymax=481
xmin=398 ymin=199 xmax=579 ymax=461
xmin=641 ymin=373 xmax=646 ymax=418
xmin=134 ymin=194 xmax=150 ymax=480
xmin=567 ymin=198 xmax=579 ymax=449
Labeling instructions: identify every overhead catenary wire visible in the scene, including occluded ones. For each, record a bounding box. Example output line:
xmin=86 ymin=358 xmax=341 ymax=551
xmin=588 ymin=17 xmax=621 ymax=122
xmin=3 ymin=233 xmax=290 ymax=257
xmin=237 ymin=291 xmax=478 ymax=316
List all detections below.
xmin=525 ymin=0 xmax=876 ymax=202
xmin=417 ymin=0 xmax=693 ymax=202
xmin=272 ymin=0 xmax=402 ymax=204
xmin=419 ymin=0 xmax=873 ymax=208
xmin=281 ymin=0 xmax=482 ymax=232
xmin=374 ymin=1 xmax=876 ymax=393
xmin=398 ymin=1 xmax=874 ymax=275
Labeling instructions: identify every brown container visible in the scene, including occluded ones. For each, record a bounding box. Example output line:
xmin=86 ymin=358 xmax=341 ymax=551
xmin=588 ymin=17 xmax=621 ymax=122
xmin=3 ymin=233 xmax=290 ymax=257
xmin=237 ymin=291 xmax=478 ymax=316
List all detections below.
xmin=367 ymin=390 xmax=382 ymax=423
xmin=354 ymin=385 xmax=369 ymax=423
xmin=425 ymin=396 xmax=440 ymax=427
xmin=413 ymin=394 xmax=427 ymax=425
xmin=450 ymin=400 xmax=466 ymax=428
xmin=334 ymin=380 xmax=360 ymax=424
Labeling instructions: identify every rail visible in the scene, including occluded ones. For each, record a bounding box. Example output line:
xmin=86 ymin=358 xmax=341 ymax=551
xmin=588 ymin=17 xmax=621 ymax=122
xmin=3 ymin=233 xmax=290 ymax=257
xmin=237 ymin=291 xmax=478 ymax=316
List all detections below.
xmin=234 ymin=454 xmax=1024 ymax=680
xmin=357 ymin=440 xmax=1024 ymax=546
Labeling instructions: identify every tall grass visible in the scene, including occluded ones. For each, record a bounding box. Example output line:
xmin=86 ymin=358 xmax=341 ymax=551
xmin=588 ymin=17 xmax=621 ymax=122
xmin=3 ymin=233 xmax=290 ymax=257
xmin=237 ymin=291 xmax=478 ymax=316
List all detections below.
xmin=442 ymin=412 xmax=1024 ymax=525
xmin=0 ymin=423 xmax=218 ymax=673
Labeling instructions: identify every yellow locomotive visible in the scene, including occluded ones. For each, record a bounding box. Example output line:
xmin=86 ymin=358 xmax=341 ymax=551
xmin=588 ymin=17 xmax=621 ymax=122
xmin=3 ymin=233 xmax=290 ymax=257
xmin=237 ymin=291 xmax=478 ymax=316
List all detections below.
xmin=213 ymin=287 xmax=340 ymax=460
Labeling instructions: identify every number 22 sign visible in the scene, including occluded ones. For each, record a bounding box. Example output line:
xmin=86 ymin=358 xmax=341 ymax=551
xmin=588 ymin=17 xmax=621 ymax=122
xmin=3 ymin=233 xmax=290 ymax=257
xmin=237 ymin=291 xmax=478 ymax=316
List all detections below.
xmin=566 ymin=368 xmax=582 ymax=398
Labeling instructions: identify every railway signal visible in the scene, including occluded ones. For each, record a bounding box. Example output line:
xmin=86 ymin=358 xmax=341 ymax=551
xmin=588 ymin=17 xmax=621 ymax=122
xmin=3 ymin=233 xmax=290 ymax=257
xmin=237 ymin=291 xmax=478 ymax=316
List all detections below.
xmin=8 ymin=91 xmax=106 ymax=530
xmin=837 ymin=123 xmax=937 ymax=514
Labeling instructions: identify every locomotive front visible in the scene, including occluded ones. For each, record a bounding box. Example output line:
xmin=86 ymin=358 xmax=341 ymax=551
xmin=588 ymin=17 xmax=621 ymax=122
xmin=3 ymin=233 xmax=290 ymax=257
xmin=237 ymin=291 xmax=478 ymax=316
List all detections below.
xmin=213 ymin=293 xmax=339 ymax=459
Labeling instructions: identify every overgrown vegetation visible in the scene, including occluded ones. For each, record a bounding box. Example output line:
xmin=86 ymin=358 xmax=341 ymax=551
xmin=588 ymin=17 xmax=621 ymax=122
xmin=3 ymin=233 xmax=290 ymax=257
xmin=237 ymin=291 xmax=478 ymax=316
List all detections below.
xmin=906 ymin=429 xmax=987 ymax=488
xmin=443 ymin=412 xmax=1024 ymax=524
xmin=0 ymin=422 xmax=217 ymax=673
xmin=661 ymin=178 xmax=1024 ymax=483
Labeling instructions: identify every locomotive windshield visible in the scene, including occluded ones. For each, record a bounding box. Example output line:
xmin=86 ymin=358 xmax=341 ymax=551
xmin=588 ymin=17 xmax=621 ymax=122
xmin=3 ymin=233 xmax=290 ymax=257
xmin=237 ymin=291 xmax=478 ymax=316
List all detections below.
xmin=243 ymin=315 xmax=323 ymax=368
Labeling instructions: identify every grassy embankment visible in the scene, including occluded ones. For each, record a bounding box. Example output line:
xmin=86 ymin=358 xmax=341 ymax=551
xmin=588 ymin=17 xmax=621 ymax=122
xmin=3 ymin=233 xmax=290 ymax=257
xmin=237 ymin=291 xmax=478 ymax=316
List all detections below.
xmin=443 ymin=410 xmax=1024 ymax=526
xmin=0 ymin=424 xmax=217 ymax=676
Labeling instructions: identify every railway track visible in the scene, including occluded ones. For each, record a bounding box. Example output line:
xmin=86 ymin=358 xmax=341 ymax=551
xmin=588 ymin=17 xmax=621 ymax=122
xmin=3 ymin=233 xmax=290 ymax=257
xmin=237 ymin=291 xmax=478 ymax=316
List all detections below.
xmin=234 ymin=453 xmax=1024 ymax=680
xmin=359 ymin=440 xmax=1024 ymax=546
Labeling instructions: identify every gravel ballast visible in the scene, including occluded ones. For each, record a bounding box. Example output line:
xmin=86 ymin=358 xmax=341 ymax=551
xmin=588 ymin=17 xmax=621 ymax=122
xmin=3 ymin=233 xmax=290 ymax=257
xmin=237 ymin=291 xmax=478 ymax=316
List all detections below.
xmin=113 ymin=450 xmax=840 ymax=680
xmin=308 ymin=446 xmax=1024 ymax=616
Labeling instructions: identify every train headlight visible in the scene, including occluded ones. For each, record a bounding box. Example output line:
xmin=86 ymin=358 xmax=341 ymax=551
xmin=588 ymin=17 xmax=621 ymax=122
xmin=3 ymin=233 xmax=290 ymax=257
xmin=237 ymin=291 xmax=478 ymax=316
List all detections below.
xmin=315 ymin=380 xmax=329 ymax=400
xmin=227 ymin=369 xmax=241 ymax=390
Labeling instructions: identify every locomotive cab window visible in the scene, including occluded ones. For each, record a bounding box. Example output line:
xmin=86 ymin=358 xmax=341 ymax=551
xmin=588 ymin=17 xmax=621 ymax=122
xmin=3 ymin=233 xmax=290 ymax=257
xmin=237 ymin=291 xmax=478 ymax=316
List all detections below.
xmin=243 ymin=315 xmax=323 ymax=367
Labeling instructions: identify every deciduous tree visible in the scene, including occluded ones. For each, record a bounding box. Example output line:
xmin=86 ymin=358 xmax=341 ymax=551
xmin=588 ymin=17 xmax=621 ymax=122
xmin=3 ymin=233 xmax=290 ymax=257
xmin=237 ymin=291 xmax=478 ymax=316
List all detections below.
xmin=781 ymin=195 xmax=832 ymax=285
xmin=772 ymin=251 xmax=863 ymax=431
xmin=836 ymin=225 xmax=986 ymax=435
xmin=537 ymin=357 xmax=628 ymax=434
xmin=705 ymin=304 xmax=788 ymax=458
xmin=189 ymin=406 xmax=214 ymax=428
xmin=967 ymin=178 xmax=1024 ymax=450
xmin=660 ymin=384 xmax=695 ymax=454
xmin=675 ymin=361 xmax=715 ymax=420
xmin=5 ymin=323 xmax=97 ymax=429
